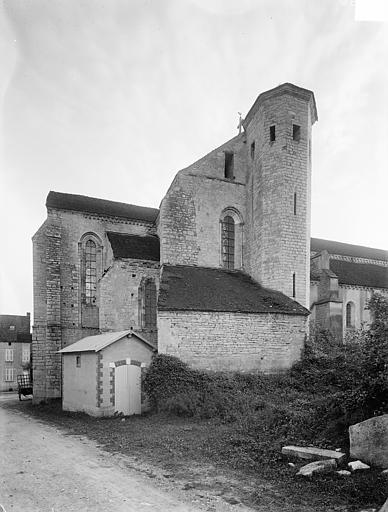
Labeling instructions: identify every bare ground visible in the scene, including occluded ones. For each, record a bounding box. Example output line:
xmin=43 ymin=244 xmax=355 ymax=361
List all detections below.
xmin=2 ymin=397 xmax=386 ymax=512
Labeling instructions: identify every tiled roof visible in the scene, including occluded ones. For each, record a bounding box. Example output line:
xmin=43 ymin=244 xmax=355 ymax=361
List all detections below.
xmin=330 ymin=260 xmax=388 ymax=289
xmin=59 ymin=330 xmax=156 ymax=353
xmin=158 ymin=265 xmax=309 ymax=316
xmin=311 ymin=238 xmax=387 ymax=262
xmin=46 ymin=191 xmax=159 ymax=223
xmin=107 ymin=232 xmax=160 ymax=261
xmin=16 ymin=333 xmax=32 ymax=343
xmin=0 ymin=314 xmax=30 ymax=343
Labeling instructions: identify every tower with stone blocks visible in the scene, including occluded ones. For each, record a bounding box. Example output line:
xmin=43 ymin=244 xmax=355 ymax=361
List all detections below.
xmin=243 ymin=83 xmax=317 ymax=307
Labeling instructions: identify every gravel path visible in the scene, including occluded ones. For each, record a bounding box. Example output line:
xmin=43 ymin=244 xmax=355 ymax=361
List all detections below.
xmin=0 ymin=399 xmax=200 ymax=512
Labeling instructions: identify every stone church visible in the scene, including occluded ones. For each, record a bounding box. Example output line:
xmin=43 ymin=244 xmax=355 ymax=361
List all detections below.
xmin=32 ymin=83 xmax=388 ymax=403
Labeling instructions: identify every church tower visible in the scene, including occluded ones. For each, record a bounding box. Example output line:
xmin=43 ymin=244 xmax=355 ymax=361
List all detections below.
xmin=244 ymin=83 xmax=318 ymax=307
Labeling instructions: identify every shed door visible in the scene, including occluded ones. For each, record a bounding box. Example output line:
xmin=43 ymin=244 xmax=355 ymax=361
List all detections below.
xmin=114 ymin=365 xmax=141 ymax=416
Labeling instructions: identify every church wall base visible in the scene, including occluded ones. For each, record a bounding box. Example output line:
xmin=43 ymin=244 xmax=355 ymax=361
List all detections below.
xmin=158 ymin=311 xmax=307 ymax=373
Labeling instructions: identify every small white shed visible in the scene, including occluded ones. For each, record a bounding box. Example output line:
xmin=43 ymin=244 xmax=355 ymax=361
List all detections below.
xmin=59 ymin=330 xmax=156 ymax=417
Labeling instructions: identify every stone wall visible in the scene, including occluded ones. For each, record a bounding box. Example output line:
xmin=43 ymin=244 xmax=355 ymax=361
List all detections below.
xmin=158 ymin=310 xmax=307 ymax=373
xmin=32 ymin=207 xmax=155 ymax=402
xmin=99 ymin=259 xmax=159 ymax=343
xmin=158 ymin=136 xmax=247 ymax=268
xmin=244 ymin=89 xmax=315 ymax=308
xmin=310 ymin=281 xmax=388 ymax=338
xmin=339 ymin=285 xmax=388 ymax=336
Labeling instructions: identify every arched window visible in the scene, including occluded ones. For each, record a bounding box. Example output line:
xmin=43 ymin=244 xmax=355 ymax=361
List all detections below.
xmin=79 ymin=233 xmax=102 ymax=309
xmin=140 ymin=279 xmax=157 ymax=329
xmin=84 ymin=240 xmax=97 ymax=305
xmin=346 ymin=301 xmax=355 ymax=328
xmin=221 ymin=215 xmax=235 ymax=269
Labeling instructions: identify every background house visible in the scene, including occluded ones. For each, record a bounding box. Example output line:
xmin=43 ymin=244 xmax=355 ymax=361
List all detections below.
xmin=0 ymin=313 xmax=32 ymax=392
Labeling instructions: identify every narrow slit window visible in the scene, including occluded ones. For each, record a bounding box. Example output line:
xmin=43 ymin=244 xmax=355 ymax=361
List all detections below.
xmin=346 ymin=302 xmax=355 ymax=328
xmin=292 ymin=273 xmax=296 ymax=298
xmin=293 ymin=124 xmax=301 ymax=141
xmin=293 ymin=192 xmax=297 ymax=215
xmin=224 ymin=152 xmax=234 ymax=179
xmin=250 ymin=141 xmax=255 ymax=159
xmin=270 ymin=125 xmax=276 ymax=142
xmin=76 ymin=355 xmax=81 ymax=368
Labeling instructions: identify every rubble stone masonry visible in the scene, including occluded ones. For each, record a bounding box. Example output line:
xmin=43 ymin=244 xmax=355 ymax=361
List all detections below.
xmin=158 ymin=311 xmax=307 ymax=373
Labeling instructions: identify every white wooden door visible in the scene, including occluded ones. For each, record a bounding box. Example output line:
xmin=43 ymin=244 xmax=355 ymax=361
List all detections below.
xmin=114 ymin=365 xmax=141 ymax=415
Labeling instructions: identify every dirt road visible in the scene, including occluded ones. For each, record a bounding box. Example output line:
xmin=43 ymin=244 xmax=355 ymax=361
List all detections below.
xmin=0 ymin=399 xmax=200 ymax=512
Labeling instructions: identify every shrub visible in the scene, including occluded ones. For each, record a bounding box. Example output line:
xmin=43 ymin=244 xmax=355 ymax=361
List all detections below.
xmin=290 ymin=293 xmax=388 ymax=442
xmin=144 ymin=294 xmax=388 ymax=451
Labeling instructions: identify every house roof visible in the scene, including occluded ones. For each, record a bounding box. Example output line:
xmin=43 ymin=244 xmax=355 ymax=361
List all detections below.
xmin=107 ymin=232 xmax=160 ymax=261
xmin=158 ymin=265 xmax=309 ymax=316
xmin=0 ymin=330 xmax=32 ymax=343
xmin=58 ymin=330 xmax=156 ymax=354
xmin=330 ymin=260 xmax=388 ymax=289
xmin=46 ymin=191 xmax=159 ymax=223
xmin=0 ymin=314 xmax=31 ymax=343
xmin=311 ymin=238 xmax=388 ymax=262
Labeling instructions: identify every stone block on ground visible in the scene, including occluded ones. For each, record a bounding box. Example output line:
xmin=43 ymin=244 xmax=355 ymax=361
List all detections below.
xmin=336 ymin=470 xmax=351 ymax=477
xmin=379 ymin=498 xmax=388 ymax=512
xmin=282 ymin=445 xmax=346 ymax=463
xmin=349 ymin=414 xmax=388 ymax=468
xmin=348 ymin=460 xmax=370 ymax=472
xmin=296 ymin=459 xmax=337 ymax=478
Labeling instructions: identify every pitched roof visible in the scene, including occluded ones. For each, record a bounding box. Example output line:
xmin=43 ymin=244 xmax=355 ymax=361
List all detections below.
xmin=0 ymin=314 xmax=31 ymax=343
xmin=311 ymin=238 xmax=388 ymax=262
xmin=107 ymin=232 xmax=159 ymax=261
xmin=158 ymin=265 xmax=309 ymax=316
xmin=330 ymin=260 xmax=388 ymax=289
xmin=46 ymin=191 xmax=159 ymax=223
xmin=59 ymin=330 xmax=156 ymax=354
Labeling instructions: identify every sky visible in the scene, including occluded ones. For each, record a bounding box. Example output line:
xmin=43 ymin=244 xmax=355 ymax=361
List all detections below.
xmin=0 ymin=0 xmax=387 ymax=316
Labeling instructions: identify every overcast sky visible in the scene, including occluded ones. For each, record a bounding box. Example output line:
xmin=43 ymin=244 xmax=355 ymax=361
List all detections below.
xmin=0 ymin=0 xmax=387 ymax=316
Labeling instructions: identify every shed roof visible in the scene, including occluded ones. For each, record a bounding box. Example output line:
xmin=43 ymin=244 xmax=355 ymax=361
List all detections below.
xmin=107 ymin=232 xmax=160 ymax=261
xmin=158 ymin=265 xmax=309 ymax=316
xmin=59 ymin=330 xmax=156 ymax=354
xmin=311 ymin=238 xmax=387 ymax=262
xmin=46 ymin=191 xmax=159 ymax=223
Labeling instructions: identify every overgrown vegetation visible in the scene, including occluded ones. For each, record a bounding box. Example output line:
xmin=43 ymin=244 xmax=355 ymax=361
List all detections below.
xmin=144 ymin=293 xmax=388 ymax=457
xmin=5 ymin=295 xmax=386 ymax=511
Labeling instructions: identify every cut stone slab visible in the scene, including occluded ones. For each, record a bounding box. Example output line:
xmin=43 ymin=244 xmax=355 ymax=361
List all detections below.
xmin=282 ymin=445 xmax=346 ymax=464
xmin=379 ymin=498 xmax=388 ymax=512
xmin=296 ymin=459 xmax=337 ymax=478
xmin=349 ymin=414 xmax=388 ymax=468
xmin=336 ymin=470 xmax=351 ymax=477
xmin=348 ymin=460 xmax=370 ymax=471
